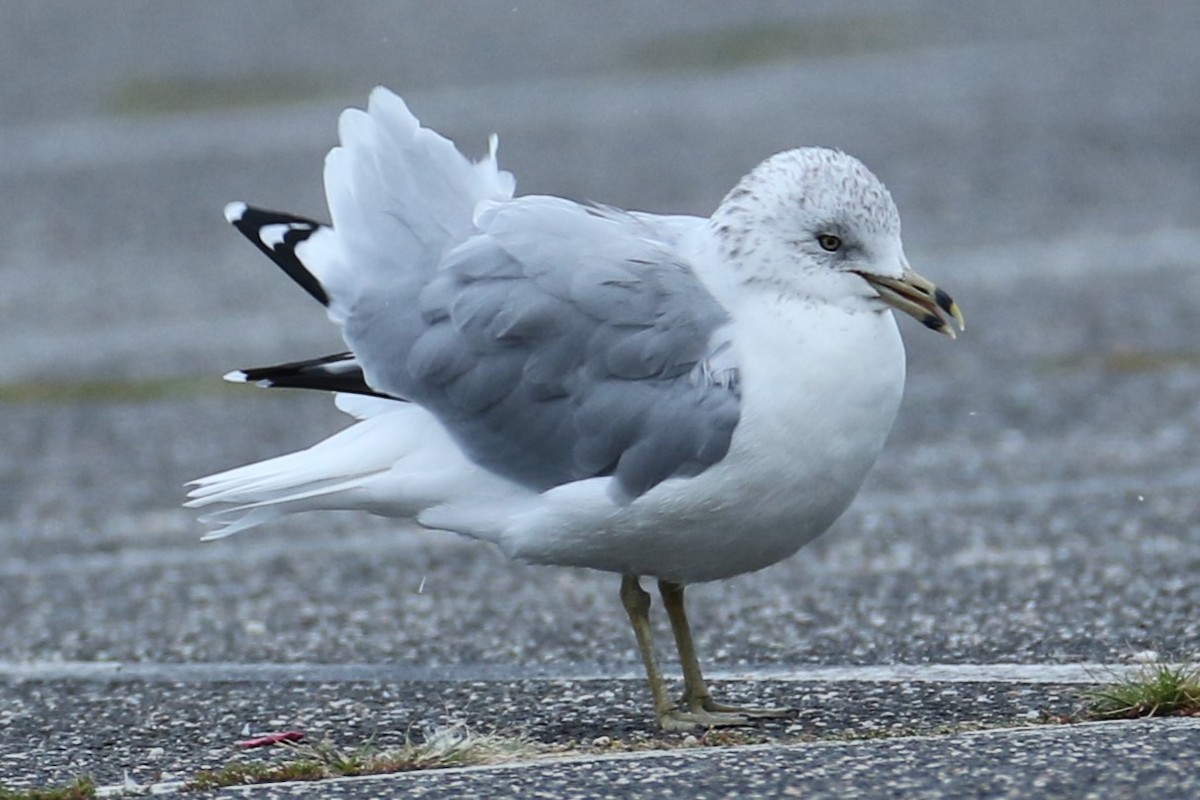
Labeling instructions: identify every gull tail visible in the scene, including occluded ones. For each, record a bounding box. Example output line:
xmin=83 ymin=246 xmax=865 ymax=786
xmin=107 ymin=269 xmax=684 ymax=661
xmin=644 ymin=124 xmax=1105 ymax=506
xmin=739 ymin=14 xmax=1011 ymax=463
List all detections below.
xmin=184 ymin=412 xmax=393 ymax=539
xmin=185 ymin=402 xmax=428 ymax=539
xmin=185 ymin=399 xmax=530 ymax=541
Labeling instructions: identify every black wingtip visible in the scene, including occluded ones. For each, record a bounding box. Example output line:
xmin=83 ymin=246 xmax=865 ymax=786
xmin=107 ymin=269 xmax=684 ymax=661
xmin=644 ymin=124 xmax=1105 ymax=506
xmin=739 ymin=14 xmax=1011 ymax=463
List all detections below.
xmin=228 ymin=352 xmax=398 ymax=399
xmin=225 ymin=202 xmax=331 ymax=307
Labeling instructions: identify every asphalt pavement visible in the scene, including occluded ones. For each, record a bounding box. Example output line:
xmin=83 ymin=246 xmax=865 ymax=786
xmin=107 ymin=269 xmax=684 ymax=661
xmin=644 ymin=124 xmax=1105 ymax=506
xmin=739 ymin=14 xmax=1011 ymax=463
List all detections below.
xmin=2 ymin=2 xmax=1199 ymax=797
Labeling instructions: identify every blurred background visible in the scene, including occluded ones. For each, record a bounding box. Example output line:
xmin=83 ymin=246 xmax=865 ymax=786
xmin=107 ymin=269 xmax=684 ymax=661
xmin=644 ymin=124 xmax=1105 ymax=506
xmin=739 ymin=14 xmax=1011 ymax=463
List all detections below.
xmin=4 ymin=0 xmax=1197 ymax=384
xmin=2 ymin=1 xmax=1199 ymax=670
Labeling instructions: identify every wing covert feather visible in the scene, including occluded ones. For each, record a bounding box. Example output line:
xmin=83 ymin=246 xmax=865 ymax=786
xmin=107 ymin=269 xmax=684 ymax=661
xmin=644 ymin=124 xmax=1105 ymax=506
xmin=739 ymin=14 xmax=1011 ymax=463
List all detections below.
xmin=345 ymin=197 xmax=741 ymax=500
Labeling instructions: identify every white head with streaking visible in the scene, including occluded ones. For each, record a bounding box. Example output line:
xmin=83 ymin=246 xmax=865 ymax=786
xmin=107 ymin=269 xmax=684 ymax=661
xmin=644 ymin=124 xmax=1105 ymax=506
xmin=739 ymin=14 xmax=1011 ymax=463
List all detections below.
xmin=702 ymin=146 xmax=958 ymax=335
xmin=187 ymin=87 xmax=962 ymax=732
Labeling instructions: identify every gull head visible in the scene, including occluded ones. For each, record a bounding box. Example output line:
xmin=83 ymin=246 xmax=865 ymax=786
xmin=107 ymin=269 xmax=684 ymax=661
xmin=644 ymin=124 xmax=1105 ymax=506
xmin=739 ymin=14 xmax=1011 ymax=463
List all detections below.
xmin=711 ymin=147 xmax=964 ymax=337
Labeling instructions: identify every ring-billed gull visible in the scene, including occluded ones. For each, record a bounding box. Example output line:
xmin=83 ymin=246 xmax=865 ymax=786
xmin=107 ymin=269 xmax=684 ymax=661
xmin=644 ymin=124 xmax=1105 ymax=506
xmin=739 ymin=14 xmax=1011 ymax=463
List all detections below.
xmin=186 ymin=87 xmax=963 ymax=731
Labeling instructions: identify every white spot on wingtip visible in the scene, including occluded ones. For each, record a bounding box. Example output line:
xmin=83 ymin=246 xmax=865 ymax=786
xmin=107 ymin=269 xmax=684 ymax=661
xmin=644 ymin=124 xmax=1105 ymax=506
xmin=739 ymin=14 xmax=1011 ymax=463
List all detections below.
xmin=223 ymin=370 xmax=249 ymax=383
xmin=259 ymin=224 xmax=291 ymax=249
xmin=224 ymin=201 xmax=248 ymax=224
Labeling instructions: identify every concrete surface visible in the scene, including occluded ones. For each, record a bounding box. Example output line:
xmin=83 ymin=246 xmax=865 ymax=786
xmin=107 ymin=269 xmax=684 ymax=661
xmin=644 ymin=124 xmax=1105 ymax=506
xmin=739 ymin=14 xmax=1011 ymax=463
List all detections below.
xmin=2 ymin=1 xmax=1199 ymax=797
xmin=209 ymin=719 xmax=1200 ymax=799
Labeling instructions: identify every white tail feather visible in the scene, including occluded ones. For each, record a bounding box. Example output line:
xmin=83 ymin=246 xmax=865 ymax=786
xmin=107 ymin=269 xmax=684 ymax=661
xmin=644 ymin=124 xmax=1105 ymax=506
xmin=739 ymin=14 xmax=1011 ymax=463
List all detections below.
xmin=186 ymin=405 xmax=424 ymax=536
xmin=187 ymin=401 xmax=528 ymax=540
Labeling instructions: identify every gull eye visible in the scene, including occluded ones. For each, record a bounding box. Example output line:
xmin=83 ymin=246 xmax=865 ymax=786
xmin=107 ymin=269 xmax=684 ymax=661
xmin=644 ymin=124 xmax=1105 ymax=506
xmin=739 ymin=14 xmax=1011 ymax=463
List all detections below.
xmin=817 ymin=234 xmax=843 ymax=252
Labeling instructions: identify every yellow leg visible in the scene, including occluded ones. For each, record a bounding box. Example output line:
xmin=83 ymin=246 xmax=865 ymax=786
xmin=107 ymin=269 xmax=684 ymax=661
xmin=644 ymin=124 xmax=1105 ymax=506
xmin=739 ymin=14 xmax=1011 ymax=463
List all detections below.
xmin=658 ymin=580 xmax=794 ymax=720
xmin=619 ymin=574 xmax=676 ymax=723
xmin=620 ymin=575 xmax=785 ymax=731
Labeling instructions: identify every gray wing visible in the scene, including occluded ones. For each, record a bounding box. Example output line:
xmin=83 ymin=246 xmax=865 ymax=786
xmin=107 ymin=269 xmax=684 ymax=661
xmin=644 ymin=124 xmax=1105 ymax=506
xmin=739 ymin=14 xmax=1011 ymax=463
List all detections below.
xmin=343 ymin=196 xmax=741 ymax=501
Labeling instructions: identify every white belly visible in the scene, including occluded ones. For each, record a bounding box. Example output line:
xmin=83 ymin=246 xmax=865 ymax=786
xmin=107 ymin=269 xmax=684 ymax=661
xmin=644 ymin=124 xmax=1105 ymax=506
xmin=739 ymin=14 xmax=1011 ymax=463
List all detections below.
xmin=501 ymin=303 xmax=907 ymax=583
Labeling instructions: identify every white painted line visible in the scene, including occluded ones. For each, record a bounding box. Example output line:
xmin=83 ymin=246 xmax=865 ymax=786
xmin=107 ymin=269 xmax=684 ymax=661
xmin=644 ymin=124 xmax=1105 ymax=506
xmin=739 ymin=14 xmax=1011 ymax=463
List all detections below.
xmin=91 ymin=717 xmax=1200 ymax=797
xmin=0 ymin=660 xmax=1173 ymax=685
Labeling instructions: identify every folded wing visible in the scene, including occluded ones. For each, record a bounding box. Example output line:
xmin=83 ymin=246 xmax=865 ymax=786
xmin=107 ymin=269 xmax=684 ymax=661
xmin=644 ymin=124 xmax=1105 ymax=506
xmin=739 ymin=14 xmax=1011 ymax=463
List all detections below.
xmin=345 ymin=197 xmax=742 ymax=502
xmin=225 ymin=88 xmax=742 ymax=504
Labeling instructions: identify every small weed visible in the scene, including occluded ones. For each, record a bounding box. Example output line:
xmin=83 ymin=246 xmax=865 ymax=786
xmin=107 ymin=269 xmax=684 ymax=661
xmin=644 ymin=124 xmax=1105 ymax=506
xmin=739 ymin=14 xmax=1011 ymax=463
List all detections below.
xmin=0 ymin=777 xmax=96 ymax=800
xmin=187 ymin=725 xmax=542 ymax=789
xmin=188 ymin=759 xmax=326 ymax=790
xmin=298 ymin=725 xmax=541 ymax=773
xmin=1084 ymin=663 xmax=1200 ymax=720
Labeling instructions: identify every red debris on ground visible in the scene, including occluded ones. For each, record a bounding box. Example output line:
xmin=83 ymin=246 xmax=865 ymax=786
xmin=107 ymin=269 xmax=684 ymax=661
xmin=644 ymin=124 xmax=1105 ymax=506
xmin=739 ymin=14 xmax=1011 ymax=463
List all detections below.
xmin=236 ymin=731 xmax=306 ymax=748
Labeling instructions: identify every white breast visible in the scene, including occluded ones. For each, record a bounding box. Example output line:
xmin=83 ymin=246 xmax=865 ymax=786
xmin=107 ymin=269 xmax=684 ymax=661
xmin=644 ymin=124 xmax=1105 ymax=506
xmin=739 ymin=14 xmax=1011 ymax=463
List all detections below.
xmin=501 ymin=298 xmax=907 ymax=584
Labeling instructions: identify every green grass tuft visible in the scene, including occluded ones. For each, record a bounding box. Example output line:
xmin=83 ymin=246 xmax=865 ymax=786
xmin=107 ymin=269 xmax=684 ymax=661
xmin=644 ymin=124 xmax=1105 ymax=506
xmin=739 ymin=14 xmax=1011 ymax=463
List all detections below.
xmin=188 ymin=760 xmax=325 ymax=790
xmin=0 ymin=777 xmax=95 ymax=800
xmin=1084 ymin=663 xmax=1200 ymax=720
